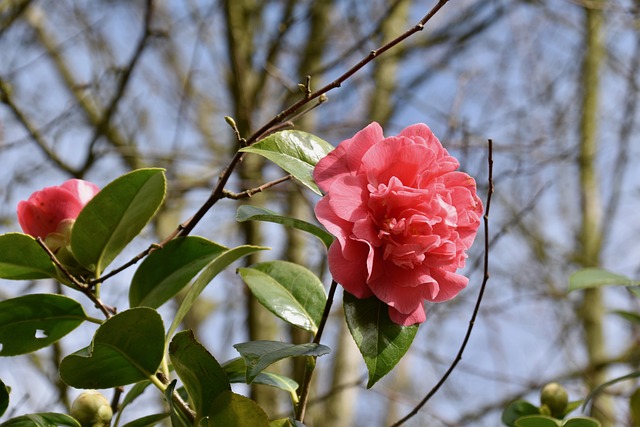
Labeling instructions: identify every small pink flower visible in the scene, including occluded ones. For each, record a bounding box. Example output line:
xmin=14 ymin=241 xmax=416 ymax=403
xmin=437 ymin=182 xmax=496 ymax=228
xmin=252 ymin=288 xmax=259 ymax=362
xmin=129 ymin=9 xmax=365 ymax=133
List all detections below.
xmin=17 ymin=179 xmax=100 ymax=242
xmin=314 ymin=122 xmax=483 ymax=326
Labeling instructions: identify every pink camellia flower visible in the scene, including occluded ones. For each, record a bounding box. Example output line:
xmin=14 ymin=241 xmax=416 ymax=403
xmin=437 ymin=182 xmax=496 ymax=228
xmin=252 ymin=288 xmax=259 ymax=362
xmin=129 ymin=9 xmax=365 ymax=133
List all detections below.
xmin=314 ymin=122 xmax=483 ymax=326
xmin=17 ymin=179 xmax=100 ymax=250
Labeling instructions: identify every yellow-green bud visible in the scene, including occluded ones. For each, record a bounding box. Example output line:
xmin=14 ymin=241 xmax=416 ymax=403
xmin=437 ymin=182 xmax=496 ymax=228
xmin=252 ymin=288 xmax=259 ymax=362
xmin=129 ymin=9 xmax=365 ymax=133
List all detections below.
xmin=70 ymin=390 xmax=113 ymax=427
xmin=540 ymin=382 xmax=569 ymax=418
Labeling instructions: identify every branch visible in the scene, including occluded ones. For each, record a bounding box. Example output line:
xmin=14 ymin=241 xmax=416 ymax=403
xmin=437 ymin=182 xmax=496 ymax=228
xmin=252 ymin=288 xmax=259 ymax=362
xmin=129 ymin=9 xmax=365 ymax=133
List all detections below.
xmin=390 ymin=139 xmax=494 ymax=426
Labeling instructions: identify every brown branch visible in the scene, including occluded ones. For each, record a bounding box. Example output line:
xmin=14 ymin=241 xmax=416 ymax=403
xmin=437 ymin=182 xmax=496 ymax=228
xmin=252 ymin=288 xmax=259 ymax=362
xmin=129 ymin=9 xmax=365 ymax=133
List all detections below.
xmin=35 ymin=238 xmax=114 ymax=318
xmin=390 ymin=139 xmax=494 ymax=427
xmin=221 ymin=175 xmax=292 ymax=200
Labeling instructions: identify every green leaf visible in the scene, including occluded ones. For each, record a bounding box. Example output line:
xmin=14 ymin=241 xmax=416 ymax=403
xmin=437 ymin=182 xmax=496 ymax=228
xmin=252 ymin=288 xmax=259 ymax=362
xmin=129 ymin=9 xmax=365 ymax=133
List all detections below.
xmin=236 ymin=205 xmax=333 ymax=248
xmin=222 ymin=358 xmax=298 ymax=395
xmin=165 ymin=380 xmax=192 ymax=427
xmin=167 ymin=245 xmax=268 ymax=340
xmin=502 ymin=400 xmax=540 ymax=427
xmin=569 ymin=268 xmax=640 ymax=292
xmin=0 ymin=294 xmax=87 ymax=356
xmin=582 ymin=370 xmax=640 ymax=411
xmin=233 ymin=340 xmax=330 ymax=383
xmin=114 ymin=381 xmax=151 ymax=426
xmin=59 ymin=307 xmax=164 ymax=388
xmin=239 ymin=130 xmax=334 ymax=195
xmin=269 ymin=420 xmax=306 ymax=427
xmin=343 ymin=292 xmax=418 ymax=388
xmin=562 ymin=418 xmax=601 ymax=427
xmin=129 ymin=236 xmax=226 ymax=308
xmin=0 ymin=413 xmax=80 ymax=427
xmin=630 ymin=388 xmax=640 ymax=427
xmin=515 ymin=415 xmax=561 ymax=427
xmin=563 ymin=401 xmax=583 ymax=417
xmin=120 ymin=413 xmax=169 ymax=427
xmin=611 ymin=310 xmax=640 ymax=324
xmin=0 ymin=379 xmax=8 ymax=418
xmin=169 ymin=330 xmax=230 ymax=421
xmin=201 ymin=391 xmax=268 ymax=427
xmin=238 ymin=261 xmax=326 ymax=333
xmin=0 ymin=233 xmax=60 ymax=281
xmin=71 ymin=168 xmax=166 ymax=275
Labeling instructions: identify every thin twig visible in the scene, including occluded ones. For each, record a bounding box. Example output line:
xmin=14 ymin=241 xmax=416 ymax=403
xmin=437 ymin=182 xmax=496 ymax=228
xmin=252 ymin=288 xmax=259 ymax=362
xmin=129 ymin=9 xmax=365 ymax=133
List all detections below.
xmin=35 ymin=238 xmax=114 ymax=318
xmin=389 ymin=139 xmax=494 ymax=427
xmin=296 ymin=280 xmax=339 ymax=422
xmin=221 ymin=175 xmax=292 ymax=199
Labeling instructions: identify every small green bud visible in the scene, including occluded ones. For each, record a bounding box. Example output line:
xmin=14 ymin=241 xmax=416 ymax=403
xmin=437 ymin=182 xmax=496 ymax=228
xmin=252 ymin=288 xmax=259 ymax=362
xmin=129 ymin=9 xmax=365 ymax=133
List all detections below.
xmin=70 ymin=390 xmax=113 ymax=427
xmin=540 ymin=382 xmax=569 ymax=418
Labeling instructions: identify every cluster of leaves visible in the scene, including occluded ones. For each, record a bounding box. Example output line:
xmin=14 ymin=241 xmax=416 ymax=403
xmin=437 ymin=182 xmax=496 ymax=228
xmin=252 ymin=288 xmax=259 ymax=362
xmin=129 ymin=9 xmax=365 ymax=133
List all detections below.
xmin=0 ymin=131 xmax=419 ymax=427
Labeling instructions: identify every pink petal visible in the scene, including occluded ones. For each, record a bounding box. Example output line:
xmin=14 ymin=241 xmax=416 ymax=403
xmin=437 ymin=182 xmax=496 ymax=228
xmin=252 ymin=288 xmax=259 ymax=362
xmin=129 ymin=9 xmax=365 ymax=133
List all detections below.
xmin=60 ymin=179 xmax=100 ymax=205
xmin=17 ymin=187 xmax=84 ymax=238
xmin=327 ymin=241 xmax=373 ymax=298
xmin=388 ymin=304 xmax=426 ymax=326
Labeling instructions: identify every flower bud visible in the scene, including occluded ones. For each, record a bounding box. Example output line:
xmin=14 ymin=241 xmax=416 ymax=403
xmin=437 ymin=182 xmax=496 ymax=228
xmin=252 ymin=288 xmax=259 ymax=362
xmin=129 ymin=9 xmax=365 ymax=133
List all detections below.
xmin=70 ymin=390 xmax=113 ymax=427
xmin=540 ymin=382 xmax=569 ymax=418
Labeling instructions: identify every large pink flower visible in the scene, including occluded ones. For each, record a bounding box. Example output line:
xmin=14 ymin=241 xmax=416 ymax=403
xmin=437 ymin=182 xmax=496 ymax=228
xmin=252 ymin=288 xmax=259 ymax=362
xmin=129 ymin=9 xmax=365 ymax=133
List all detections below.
xmin=17 ymin=179 xmax=100 ymax=240
xmin=314 ymin=122 xmax=483 ymax=326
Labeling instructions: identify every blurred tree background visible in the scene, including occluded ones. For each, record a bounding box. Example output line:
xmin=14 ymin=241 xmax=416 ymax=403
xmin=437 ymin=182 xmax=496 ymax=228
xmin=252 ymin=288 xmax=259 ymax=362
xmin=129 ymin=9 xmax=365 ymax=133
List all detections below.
xmin=1 ymin=0 xmax=640 ymax=426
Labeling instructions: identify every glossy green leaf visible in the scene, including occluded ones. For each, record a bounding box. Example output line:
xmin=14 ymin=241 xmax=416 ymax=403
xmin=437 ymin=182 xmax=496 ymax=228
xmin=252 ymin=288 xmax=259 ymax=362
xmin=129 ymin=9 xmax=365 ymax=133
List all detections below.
xmin=169 ymin=330 xmax=230 ymax=421
xmin=0 ymin=413 xmax=80 ymax=427
xmin=233 ymin=340 xmax=330 ymax=383
xmin=113 ymin=381 xmax=151 ymax=427
xmin=201 ymin=391 xmax=268 ymax=427
xmin=343 ymin=292 xmax=418 ymax=388
xmin=59 ymin=307 xmax=164 ymax=388
xmin=0 ymin=294 xmax=87 ymax=356
xmin=612 ymin=310 xmax=640 ymax=325
xmin=514 ymin=415 xmax=560 ymax=427
xmin=569 ymin=268 xmax=640 ymax=292
xmin=120 ymin=413 xmax=169 ymax=427
xmin=167 ymin=245 xmax=268 ymax=340
xmin=236 ymin=205 xmax=333 ymax=248
xmin=502 ymin=400 xmax=540 ymax=427
xmin=0 ymin=233 xmax=60 ymax=281
xmin=165 ymin=380 xmax=192 ymax=427
xmin=129 ymin=236 xmax=226 ymax=308
xmin=238 ymin=261 xmax=326 ymax=333
xmin=563 ymin=418 xmax=601 ymax=427
xmin=269 ymin=420 xmax=306 ymax=427
xmin=0 ymin=379 xmax=8 ymax=418
xmin=222 ymin=358 xmax=298 ymax=395
xmin=630 ymin=388 xmax=640 ymax=427
xmin=71 ymin=168 xmax=166 ymax=275
xmin=239 ymin=130 xmax=334 ymax=195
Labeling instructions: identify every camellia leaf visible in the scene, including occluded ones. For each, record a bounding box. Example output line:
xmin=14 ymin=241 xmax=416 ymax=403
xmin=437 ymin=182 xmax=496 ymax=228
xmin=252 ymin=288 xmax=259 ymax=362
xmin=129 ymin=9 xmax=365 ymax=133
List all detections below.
xmin=0 ymin=233 xmax=60 ymax=281
xmin=514 ymin=415 xmax=561 ymax=427
xmin=239 ymin=130 xmax=334 ymax=195
xmin=233 ymin=340 xmax=330 ymax=383
xmin=0 ymin=413 xmax=80 ymax=427
xmin=0 ymin=378 xmax=8 ymax=418
xmin=129 ymin=236 xmax=226 ymax=308
xmin=71 ymin=168 xmax=166 ymax=275
xmin=0 ymin=294 xmax=88 ymax=356
xmin=562 ymin=418 xmax=601 ymax=427
xmin=343 ymin=292 xmax=419 ymax=388
xmin=59 ymin=307 xmax=164 ymax=389
xmin=238 ymin=261 xmax=326 ymax=333
xmin=236 ymin=205 xmax=333 ymax=248
xmin=114 ymin=381 xmax=152 ymax=427
xmin=165 ymin=380 xmax=191 ymax=427
xmin=269 ymin=420 xmax=306 ymax=427
xmin=167 ymin=245 xmax=268 ymax=340
xmin=630 ymin=387 xmax=640 ymax=427
xmin=121 ymin=413 xmax=170 ymax=427
xmin=501 ymin=400 xmax=540 ymax=427
xmin=568 ymin=268 xmax=640 ymax=292
xmin=201 ymin=391 xmax=269 ymax=427
xmin=169 ymin=330 xmax=230 ymax=422
xmin=222 ymin=358 xmax=298 ymax=396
